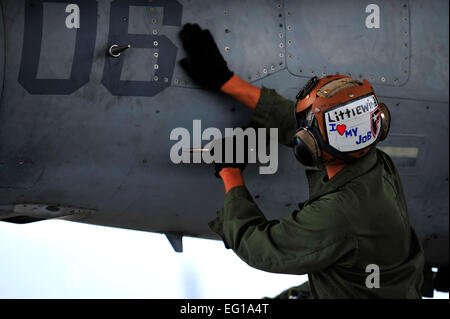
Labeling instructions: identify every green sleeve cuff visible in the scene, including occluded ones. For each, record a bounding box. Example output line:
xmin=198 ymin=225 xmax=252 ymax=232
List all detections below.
xmin=250 ymin=87 xmax=296 ymax=146
xmin=224 ymin=185 xmax=254 ymax=206
xmin=251 ymin=87 xmax=276 ymax=129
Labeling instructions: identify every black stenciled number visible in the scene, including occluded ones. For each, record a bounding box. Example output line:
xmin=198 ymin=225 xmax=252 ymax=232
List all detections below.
xmin=102 ymin=0 xmax=182 ymax=97
xmin=18 ymin=0 xmax=97 ymax=95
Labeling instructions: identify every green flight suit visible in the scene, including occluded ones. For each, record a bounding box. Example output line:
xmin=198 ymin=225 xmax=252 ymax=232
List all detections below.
xmin=209 ymin=87 xmax=425 ymax=299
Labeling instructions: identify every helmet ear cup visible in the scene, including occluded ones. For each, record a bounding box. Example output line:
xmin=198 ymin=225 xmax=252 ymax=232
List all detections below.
xmin=292 ymin=129 xmax=321 ymax=166
xmin=378 ymin=103 xmax=391 ymax=141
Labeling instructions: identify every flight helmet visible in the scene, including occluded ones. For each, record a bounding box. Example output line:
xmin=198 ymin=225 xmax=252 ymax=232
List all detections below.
xmin=292 ymin=75 xmax=390 ymax=166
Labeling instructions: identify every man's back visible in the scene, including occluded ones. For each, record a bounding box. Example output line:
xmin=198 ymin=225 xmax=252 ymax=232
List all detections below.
xmin=307 ymin=149 xmax=424 ymax=298
xmin=209 ymin=87 xmax=424 ymax=298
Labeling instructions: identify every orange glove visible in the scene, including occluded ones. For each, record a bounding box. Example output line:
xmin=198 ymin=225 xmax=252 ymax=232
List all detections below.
xmin=219 ymin=167 xmax=245 ymax=193
xmin=220 ymin=74 xmax=261 ymax=111
xmin=217 ymin=76 xmax=259 ymax=192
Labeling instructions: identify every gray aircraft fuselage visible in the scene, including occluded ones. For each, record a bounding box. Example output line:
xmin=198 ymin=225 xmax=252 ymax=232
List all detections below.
xmin=0 ymin=0 xmax=448 ymax=274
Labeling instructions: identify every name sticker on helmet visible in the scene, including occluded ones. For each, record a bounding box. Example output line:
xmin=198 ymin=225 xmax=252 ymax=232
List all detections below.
xmin=325 ymin=95 xmax=381 ymax=152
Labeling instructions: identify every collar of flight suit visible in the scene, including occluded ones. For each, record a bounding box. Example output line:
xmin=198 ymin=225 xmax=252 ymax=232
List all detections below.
xmin=305 ymin=148 xmax=378 ymax=202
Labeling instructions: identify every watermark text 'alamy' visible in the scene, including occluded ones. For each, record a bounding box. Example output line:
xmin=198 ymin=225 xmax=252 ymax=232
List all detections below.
xmin=170 ymin=120 xmax=278 ymax=174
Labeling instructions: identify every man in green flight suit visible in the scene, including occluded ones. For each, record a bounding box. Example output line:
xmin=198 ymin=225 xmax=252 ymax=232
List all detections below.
xmin=179 ymin=24 xmax=425 ymax=298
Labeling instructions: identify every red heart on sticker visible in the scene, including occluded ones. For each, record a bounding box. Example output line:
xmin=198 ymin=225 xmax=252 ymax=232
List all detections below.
xmin=337 ymin=124 xmax=346 ymax=136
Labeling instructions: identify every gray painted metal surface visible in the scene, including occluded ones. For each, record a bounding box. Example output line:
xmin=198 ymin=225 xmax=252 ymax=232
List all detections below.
xmin=165 ymin=232 xmax=183 ymax=253
xmin=0 ymin=0 xmax=448 ymax=265
xmin=284 ymin=0 xmax=410 ymax=86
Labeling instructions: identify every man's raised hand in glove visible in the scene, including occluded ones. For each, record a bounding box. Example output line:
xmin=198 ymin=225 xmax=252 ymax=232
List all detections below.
xmin=179 ymin=23 xmax=234 ymax=90
xmin=210 ymin=135 xmax=255 ymax=193
xmin=179 ymin=24 xmax=261 ymax=110
xmin=179 ymin=24 xmax=262 ymax=193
